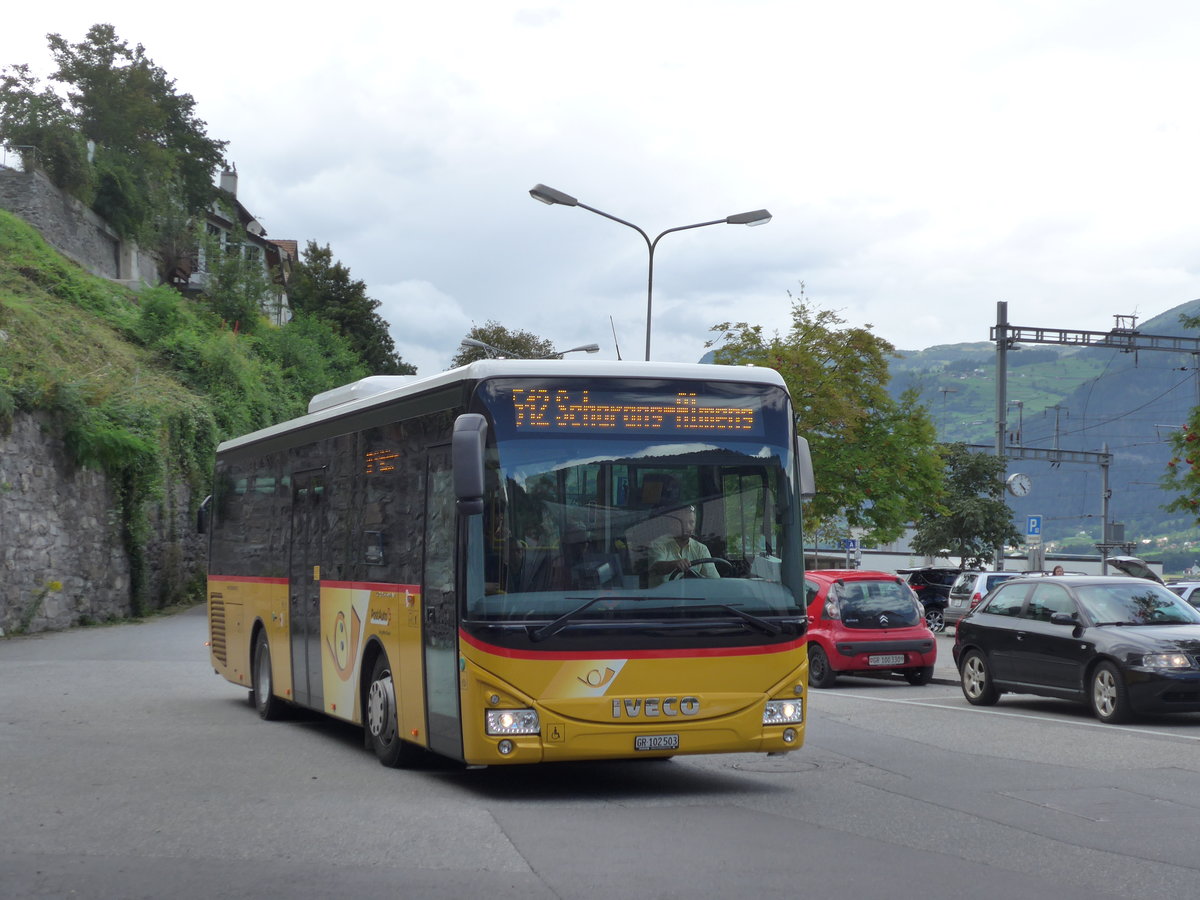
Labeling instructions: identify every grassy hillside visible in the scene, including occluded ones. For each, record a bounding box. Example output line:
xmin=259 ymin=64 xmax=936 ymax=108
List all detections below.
xmin=0 ymin=209 xmax=350 ymax=610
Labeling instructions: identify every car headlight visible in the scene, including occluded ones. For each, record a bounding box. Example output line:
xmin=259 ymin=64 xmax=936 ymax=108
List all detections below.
xmin=1141 ymin=653 xmax=1193 ymax=669
xmin=763 ymin=699 xmax=804 ymax=725
xmin=485 ymin=708 xmax=540 ymax=735
xmin=1142 ymin=657 xmax=1190 ymax=672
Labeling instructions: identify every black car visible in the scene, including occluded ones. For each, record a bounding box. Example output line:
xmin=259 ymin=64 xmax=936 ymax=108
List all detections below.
xmin=898 ymin=566 xmax=964 ymax=633
xmin=953 ymin=575 xmax=1200 ymax=723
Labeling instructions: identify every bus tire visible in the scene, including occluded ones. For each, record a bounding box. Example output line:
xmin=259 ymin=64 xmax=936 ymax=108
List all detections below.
xmin=366 ymin=654 xmax=419 ymax=767
xmin=251 ymin=629 xmax=287 ymax=721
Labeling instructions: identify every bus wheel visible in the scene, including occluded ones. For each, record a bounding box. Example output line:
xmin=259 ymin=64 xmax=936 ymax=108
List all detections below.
xmin=366 ymin=655 xmax=418 ymax=767
xmin=251 ymin=630 xmax=286 ymax=721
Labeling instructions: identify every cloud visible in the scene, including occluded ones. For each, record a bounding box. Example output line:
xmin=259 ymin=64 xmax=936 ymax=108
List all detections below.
xmin=375 ymin=280 xmax=470 ymax=374
xmin=8 ymin=1 xmax=1200 ymax=376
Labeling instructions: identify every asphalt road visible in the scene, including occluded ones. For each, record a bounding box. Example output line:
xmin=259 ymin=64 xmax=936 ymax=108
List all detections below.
xmin=2 ymin=609 xmax=1199 ymax=899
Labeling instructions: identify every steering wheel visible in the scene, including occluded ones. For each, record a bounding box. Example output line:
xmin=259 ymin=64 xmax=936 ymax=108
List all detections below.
xmin=665 ymin=557 xmax=734 ymax=580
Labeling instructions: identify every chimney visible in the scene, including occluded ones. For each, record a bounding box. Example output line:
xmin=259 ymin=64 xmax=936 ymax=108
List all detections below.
xmin=220 ymin=166 xmax=238 ymax=196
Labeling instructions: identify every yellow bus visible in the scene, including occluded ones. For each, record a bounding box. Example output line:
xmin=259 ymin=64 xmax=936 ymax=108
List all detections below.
xmin=205 ymin=359 xmax=813 ymax=766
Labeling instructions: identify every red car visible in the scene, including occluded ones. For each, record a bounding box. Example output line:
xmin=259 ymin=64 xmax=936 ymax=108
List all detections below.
xmin=805 ymin=569 xmax=938 ymax=688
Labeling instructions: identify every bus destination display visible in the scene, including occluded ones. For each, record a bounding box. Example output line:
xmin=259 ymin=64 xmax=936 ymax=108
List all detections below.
xmin=508 ymin=388 xmax=760 ymax=435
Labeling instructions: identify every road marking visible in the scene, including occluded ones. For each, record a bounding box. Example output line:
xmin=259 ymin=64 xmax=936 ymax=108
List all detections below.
xmin=821 ymin=690 xmax=1200 ymax=741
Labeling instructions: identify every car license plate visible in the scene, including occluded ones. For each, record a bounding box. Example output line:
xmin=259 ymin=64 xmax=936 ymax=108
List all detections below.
xmin=868 ymin=654 xmax=904 ymax=666
xmin=635 ymin=734 xmax=679 ymax=751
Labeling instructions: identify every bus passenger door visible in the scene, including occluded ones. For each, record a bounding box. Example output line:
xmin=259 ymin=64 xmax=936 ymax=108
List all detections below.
xmin=423 ymin=446 xmax=463 ymax=760
xmin=289 ymin=468 xmax=326 ymax=709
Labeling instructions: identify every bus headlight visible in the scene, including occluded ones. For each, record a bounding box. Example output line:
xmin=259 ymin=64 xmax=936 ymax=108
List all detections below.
xmin=486 ymin=708 xmax=540 ymax=735
xmin=763 ymin=699 xmax=804 ymax=725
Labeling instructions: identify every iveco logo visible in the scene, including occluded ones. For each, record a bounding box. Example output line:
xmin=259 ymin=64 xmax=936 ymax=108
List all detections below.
xmin=611 ymin=697 xmax=700 ymax=718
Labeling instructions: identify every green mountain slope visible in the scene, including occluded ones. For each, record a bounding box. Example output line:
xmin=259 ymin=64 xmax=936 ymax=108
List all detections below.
xmin=890 ymin=301 xmax=1200 ymax=565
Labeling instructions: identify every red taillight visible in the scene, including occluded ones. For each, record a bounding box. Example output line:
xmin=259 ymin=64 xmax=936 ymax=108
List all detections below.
xmin=969 ymin=592 xmax=982 ymax=607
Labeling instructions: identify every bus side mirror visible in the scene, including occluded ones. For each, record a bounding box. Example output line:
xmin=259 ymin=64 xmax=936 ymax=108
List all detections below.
xmin=452 ymin=413 xmax=488 ymax=516
xmin=795 ymin=436 xmax=815 ymax=499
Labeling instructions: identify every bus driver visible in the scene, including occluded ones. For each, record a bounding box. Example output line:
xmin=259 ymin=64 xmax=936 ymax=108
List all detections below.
xmin=648 ymin=506 xmax=719 ymax=585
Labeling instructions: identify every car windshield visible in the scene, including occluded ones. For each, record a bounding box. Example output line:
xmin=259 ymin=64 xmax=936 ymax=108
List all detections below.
xmin=1075 ymin=583 xmax=1200 ymax=625
xmin=833 ymin=580 xmax=920 ymax=629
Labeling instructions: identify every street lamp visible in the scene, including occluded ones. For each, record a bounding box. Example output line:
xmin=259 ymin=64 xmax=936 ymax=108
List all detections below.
xmin=545 ymin=343 xmax=600 ymax=359
xmin=461 ymin=338 xmax=600 ymax=360
xmin=461 ymin=337 xmax=511 ymax=358
xmin=529 ymin=184 xmax=771 ymax=361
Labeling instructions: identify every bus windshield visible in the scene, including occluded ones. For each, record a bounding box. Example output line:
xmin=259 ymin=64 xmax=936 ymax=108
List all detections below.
xmin=465 ymin=378 xmax=804 ymax=632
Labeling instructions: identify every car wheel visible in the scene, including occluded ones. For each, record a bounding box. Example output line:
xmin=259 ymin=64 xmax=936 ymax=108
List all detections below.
xmin=251 ymin=629 xmax=287 ymax=721
xmin=960 ymin=649 xmax=998 ymax=706
xmin=904 ymin=666 xmax=934 ymax=686
xmin=925 ymin=607 xmax=945 ymax=633
xmin=807 ymin=643 xmax=837 ymax=689
xmin=366 ymin=654 xmax=420 ymax=767
xmin=1090 ymin=661 xmax=1132 ymax=724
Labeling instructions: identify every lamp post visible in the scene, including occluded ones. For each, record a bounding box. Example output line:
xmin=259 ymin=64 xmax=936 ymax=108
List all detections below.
xmin=460 ymin=338 xmax=600 ymax=360
xmin=460 ymin=337 xmax=511 ymax=358
xmin=529 ymin=184 xmax=771 ymax=361
xmin=545 ymin=343 xmax=600 ymax=359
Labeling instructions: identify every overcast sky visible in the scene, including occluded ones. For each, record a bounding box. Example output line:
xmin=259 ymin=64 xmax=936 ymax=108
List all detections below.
xmin=6 ymin=2 xmax=1200 ymax=375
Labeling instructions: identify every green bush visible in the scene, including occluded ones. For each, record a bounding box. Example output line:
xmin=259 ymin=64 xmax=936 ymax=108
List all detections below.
xmin=135 ymin=285 xmax=186 ymax=344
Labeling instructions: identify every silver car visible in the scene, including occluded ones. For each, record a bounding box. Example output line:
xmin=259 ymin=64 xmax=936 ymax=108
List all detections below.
xmin=945 ymin=571 xmax=1020 ymax=627
xmin=1167 ymin=581 xmax=1200 ymax=607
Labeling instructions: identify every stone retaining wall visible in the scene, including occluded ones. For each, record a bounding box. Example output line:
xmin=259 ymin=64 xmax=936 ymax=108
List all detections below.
xmin=0 ymin=166 xmax=158 ymax=287
xmin=0 ymin=412 xmax=205 ymax=635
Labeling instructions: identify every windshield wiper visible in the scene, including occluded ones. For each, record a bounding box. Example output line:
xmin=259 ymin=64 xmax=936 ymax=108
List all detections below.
xmin=688 ymin=603 xmax=783 ymax=636
xmin=527 ymin=598 xmax=787 ymax=642
xmin=528 ymin=595 xmax=654 ymax=642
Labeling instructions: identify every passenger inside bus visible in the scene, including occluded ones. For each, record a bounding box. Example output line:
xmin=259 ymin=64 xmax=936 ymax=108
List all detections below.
xmin=484 ymin=483 xmax=566 ymax=594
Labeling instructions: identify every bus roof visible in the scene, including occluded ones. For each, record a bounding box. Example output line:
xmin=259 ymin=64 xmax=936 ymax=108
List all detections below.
xmin=216 ymin=358 xmax=787 ymax=454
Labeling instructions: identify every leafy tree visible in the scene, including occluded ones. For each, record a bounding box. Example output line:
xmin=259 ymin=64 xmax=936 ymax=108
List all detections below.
xmin=449 ymin=320 xmax=556 ymax=367
xmin=0 ymin=24 xmax=227 ymax=240
xmin=0 ymin=65 xmax=92 ymax=196
xmin=46 ymin=25 xmax=226 ymax=219
xmin=287 ymin=241 xmax=415 ymax=375
xmin=909 ymin=443 xmax=1022 ymax=568
xmin=1163 ymin=310 xmax=1200 ymax=523
xmin=1164 ymin=415 xmax=1200 ymax=522
xmin=709 ymin=293 xmax=944 ymax=544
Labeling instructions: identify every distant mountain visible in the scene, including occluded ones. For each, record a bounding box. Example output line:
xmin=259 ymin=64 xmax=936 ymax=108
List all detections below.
xmin=891 ymin=299 xmax=1200 ymax=548
xmin=701 ymin=300 xmax=1200 ymax=554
